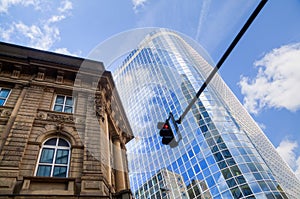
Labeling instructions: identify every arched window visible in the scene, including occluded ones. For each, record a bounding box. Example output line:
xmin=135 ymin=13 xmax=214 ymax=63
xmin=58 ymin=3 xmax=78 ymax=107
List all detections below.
xmin=35 ymin=137 xmax=71 ymax=177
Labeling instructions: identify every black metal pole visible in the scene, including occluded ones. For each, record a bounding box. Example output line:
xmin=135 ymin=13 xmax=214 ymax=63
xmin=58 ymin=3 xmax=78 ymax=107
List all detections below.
xmin=176 ymin=0 xmax=268 ymax=124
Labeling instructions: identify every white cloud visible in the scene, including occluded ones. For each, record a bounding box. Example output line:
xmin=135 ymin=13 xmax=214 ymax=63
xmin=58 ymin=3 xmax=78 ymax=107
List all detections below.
xmin=276 ymin=139 xmax=300 ymax=180
xmin=132 ymin=0 xmax=148 ymax=13
xmin=195 ymin=0 xmax=211 ymax=42
xmin=58 ymin=0 xmax=72 ymax=13
xmin=12 ymin=21 xmax=60 ymax=50
xmin=54 ymin=48 xmax=80 ymax=57
xmin=0 ymin=0 xmax=41 ymax=13
xmin=239 ymin=43 xmax=300 ymax=114
xmin=0 ymin=0 xmax=74 ymax=51
xmin=48 ymin=15 xmax=66 ymax=23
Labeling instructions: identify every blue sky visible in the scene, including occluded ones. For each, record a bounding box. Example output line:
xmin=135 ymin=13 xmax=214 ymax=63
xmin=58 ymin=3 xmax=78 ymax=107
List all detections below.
xmin=1 ymin=0 xmax=300 ymax=178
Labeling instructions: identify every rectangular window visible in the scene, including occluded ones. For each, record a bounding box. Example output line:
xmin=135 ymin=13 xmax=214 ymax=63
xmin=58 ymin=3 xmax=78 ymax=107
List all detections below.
xmin=0 ymin=88 xmax=11 ymax=106
xmin=53 ymin=95 xmax=74 ymax=113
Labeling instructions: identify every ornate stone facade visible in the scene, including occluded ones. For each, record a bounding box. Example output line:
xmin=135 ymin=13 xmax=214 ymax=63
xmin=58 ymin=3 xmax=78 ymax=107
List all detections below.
xmin=0 ymin=42 xmax=133 ymax=198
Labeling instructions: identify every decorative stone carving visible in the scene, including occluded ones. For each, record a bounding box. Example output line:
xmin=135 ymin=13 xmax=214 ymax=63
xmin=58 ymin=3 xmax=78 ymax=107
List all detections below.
xmin=36 ymin=111 xmax=47 ymax=120
xmin=47 ymin=113 xmax=74 ymax=123
xmin=0 ymin=108 xmax=12 ymax=117
xmin=36 ymin=111 xmax=74 ymax=123
xmin=95 ymin=94 xmax=105 ymax=122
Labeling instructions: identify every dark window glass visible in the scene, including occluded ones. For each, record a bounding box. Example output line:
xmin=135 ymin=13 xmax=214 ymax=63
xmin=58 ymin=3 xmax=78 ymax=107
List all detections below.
xmin=54 ymin=105 xmax=63 ymax=112
xmin=36 ymin=137 xmax=70 ymax=178
xmin=222 ymin=149 xmax=232 ymax=159
xmin=221 ymin=168 xmax=232 ymax=179
xmin=58 ymin=138 xmax=69 ymax=147
xmin=45 ymin=138 xmax=57 ymax=146
xmin=55 ymin=95 xmax=65 ymax=104
xmin=200 ymin=125 xmax=208 ymax=133
xmin=231 ymin=166 xmax=241 ymax=176
xmin=236 ymin=175 xmax=246 ymax=184
xmin=40 ymin=148 xmax=54 ymax=163
xmin=226 ymin=158 xmax=236 ymax=166
xmin=214 ymin=152 xmax=224 ymax=162
xmin=226 ymin=178 xmax=237 ymax=188
xmin=53 ymin=166 xmax=67 ymax=177
xmin=240 ymin=184 xmax=253 ymax=196
xmin=55 ymin=149 xmax=69 ymax=164
xmin=231 ymin=187 xmax=243 ymax=198
xmin=36 ymin=165 xmax=51 ymax=176
xmin=218 ymin=161 xmax=227 ymax=170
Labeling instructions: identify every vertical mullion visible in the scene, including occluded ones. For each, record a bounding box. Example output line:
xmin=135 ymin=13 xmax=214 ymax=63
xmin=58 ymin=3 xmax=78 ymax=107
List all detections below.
xmin=62 ymin=96 xmax=66 ymax=112
xmin=50 ymin=138 xmax=58 ymax=177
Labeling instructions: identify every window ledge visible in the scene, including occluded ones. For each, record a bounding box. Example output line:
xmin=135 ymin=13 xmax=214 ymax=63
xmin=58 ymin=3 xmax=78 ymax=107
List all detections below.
xmin=20 ymin=176 xmax=76 ymax=195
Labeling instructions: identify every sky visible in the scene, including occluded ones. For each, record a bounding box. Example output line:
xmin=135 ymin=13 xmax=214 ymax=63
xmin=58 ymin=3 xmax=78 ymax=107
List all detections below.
xmin=1 ymin=0 xmax=300 ymax=179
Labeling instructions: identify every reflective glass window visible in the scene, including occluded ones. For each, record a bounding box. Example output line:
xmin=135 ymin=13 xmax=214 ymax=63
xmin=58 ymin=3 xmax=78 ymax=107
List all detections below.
xmin=53 ymin=95 xmax=74 ymax=113
xmin=36 ymin=137 xmax=70 ymax=177
xmin=0 ymin=88 xmax=11 ymax=106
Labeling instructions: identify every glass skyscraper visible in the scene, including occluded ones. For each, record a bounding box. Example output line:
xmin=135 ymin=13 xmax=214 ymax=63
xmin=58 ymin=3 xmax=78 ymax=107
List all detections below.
xmin=112 ymin=29 xmax=300 ymax=199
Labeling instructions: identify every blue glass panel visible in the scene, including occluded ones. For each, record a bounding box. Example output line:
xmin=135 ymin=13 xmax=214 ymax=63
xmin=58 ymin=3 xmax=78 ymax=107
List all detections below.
xmin=206 ymin=155 xmax=215 ymax=165
xmin=65 ymin=97 xmax=73 ymax=105
xmin=54 ymin=105 xmax=63 ymax=112
xmin=210 ymin=164 xmax=219 ymax=173
xmin=55 ymin=95 xmax=64 ymax=104
xmin=221 ymin=190 xmax=232 ymax=198
xmin=40 ymin=148 xmax=54 ymax=163
xmin=203 ymin=168 xmax=210 ymax=177
xmin=187 ymin=168 xmax=194 ymax=179
xmin=254 ymin=173 xmax=263 ymax=180
xmin=213 ymin=171 xmax=222 ymax=182
xmin=194 ymin=164 xmax=200 ymax=173
xmin=259 ymin=181 xmax=270 ymax=191
xmin=249 ymin=182 xmax=262 ymax=194
xmin=194 ymin=145 xmax=200 ymax=154
xmin=64 ymin=106 xmax=73 ymax=113
xmin=0 ymin=89 xmax=10 ymax=97
xmin=206 ymin=176 xmax=215 ymax=188
xmin=53 ymin=166 xmax=67 ymax=177
xmin=200 ymin=160 xmax=208 ymax=169
xmin=188 ymin=149 xmax=194 ymax=158
xmin=177 ymin=157 xmax=183 ymax=166
xmin=55 ymin=149 xmax=69 ymax=164
xmin=36 ymin=165 xmax=51 ymax=176
xmin=182 ymin=154 xmax=188 ymax=162
xmin=0 ymin=99 xmax=5 ymax=105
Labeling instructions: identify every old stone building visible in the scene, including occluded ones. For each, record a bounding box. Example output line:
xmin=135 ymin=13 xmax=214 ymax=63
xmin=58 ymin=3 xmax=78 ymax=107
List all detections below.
xmin=0 ymin=42 xmax=134 ymax=198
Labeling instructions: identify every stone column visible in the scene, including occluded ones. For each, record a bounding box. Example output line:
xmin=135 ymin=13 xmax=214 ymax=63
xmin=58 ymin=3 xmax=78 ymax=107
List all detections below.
xmin=113 ymin=137 xmax=126 ymax=192
xmin=104 ymin=112 xmax=111 ymax=185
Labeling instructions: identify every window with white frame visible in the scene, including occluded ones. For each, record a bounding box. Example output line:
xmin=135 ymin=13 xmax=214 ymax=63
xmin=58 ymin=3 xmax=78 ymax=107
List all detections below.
xmin=53 ymin=95 xmax=74 ymax=113
xmin=36 ymin=137 xmax=71 ymax=177
xmin=0 ymin=88 xmax=11 ymax=106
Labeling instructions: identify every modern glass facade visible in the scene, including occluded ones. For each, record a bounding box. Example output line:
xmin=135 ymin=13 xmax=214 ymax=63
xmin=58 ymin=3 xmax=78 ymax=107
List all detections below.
xmin=112 ymin=29 xmax=300 ymax=198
